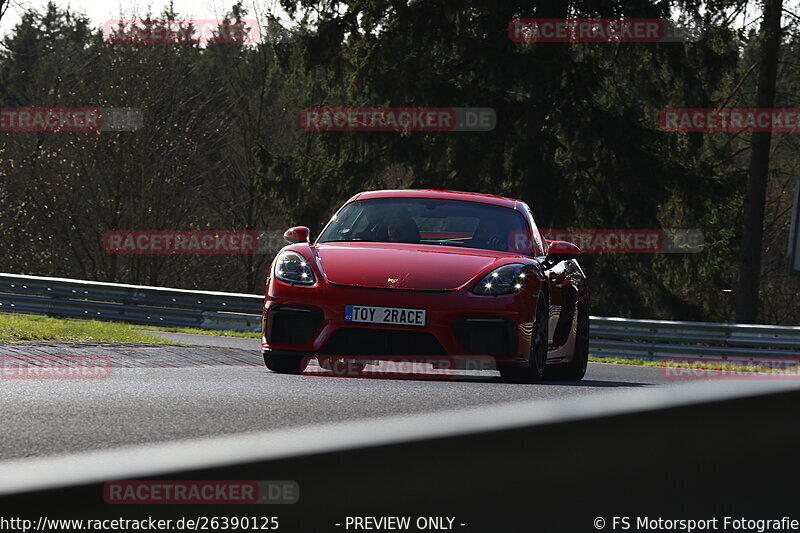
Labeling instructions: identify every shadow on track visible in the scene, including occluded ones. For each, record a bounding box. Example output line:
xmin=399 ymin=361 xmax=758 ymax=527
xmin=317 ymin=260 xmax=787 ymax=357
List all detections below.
xmin=299 ymin=370 xmax=651 ymax=387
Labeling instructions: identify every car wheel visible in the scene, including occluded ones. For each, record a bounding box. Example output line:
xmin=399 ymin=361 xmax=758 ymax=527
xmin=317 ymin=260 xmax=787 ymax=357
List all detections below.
xmin=499 ymin=292 xmax=548 ymax=383
xmin=548 ymin=293 xmax=589 ymax=381
xmin=263 ymin=351 xmax=308 ymax=374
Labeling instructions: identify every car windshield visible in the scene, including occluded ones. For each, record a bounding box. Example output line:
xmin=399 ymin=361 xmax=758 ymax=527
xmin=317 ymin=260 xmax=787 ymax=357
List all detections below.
xmin=317 ymin=197 xmax=529 ymax=253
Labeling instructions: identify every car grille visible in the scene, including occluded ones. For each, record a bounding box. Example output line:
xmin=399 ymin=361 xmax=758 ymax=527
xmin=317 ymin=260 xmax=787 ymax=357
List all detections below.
xmin=321 ymin=328 xmax=446 ymax=356
xmin=266 ymin=305 xmax=323 ymax=345
xmin=452 ymin=317 xmax=517 ymax=357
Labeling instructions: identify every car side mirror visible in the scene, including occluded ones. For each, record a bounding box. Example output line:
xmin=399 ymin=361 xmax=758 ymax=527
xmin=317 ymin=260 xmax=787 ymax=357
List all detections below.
xmin=546 ymin=240 xmax=580 ymax=263
xmin=284 ymin=226 xmax=310 ymax=244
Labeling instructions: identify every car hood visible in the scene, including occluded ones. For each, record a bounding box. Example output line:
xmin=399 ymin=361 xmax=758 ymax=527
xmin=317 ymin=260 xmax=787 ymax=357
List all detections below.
xmin=313 ymin=242 xmax=523 ymax=291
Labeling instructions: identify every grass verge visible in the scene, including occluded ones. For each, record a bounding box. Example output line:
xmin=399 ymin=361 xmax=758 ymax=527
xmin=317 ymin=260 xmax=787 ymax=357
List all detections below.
xmin=590 ymin=354 xmax=795 ymax=375
xmin=143 ymin=326 xmax=261 ymax=339
xmin=589 ymin=355 xmax=661 ymax=366
xmin=0 ymin=313 xmax=175 ymax=343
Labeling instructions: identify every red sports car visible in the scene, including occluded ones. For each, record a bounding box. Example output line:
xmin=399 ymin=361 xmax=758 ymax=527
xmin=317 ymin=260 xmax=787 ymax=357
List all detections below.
xmin=261 ymin=189 xmax=589 ymax=381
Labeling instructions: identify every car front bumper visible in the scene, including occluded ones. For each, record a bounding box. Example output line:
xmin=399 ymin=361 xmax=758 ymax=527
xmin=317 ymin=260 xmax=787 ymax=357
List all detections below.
xmin=261 ymin=279 xmax=538 ymax=365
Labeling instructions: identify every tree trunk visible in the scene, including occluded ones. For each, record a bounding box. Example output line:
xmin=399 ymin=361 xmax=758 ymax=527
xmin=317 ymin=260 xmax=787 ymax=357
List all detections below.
xmin=735 ymin=0 xmax=783 ymax=323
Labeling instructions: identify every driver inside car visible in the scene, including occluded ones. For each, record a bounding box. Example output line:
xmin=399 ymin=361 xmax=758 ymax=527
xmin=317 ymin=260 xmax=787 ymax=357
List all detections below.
xmin=471 ymin=219 xmax=507 ymax=251
xmin=386 ymin=214 xmax=421 ymax=244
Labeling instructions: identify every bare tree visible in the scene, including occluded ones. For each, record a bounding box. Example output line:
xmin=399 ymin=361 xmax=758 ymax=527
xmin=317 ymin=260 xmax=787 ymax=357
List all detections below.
xmin=735 ymin=0 xmax=784 ymax=323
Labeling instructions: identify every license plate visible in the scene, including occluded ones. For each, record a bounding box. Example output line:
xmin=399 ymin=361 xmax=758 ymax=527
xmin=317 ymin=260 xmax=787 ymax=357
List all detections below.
xmin=344 ymin=305 xmax=427 ymax=327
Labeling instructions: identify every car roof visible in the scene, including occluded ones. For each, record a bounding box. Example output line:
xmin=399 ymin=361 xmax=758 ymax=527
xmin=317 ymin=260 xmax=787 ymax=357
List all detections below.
xmin=350 ymin=189 xmax=521 ymax=209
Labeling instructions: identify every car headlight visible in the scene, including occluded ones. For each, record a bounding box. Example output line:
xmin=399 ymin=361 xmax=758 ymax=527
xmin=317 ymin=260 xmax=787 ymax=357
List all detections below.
xmin=275 ymin=251 xmax=316 ymax=285
xmin=473 ymin=264 xmax=529 ymax=295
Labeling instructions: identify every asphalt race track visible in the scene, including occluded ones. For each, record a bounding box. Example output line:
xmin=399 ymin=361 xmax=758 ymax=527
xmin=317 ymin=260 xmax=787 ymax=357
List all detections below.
xmin=0 ymin=332 xmax=707 ymax=461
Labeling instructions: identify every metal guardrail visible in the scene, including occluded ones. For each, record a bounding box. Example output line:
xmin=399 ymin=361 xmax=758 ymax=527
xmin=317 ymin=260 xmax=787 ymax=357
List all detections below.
xmin=0 ymin=273 xmax=263 ymax=332
xmin=590 ymin=316 xmax=800 ymax=359
xmin=1 ymin=273 xmax=798 ymax=359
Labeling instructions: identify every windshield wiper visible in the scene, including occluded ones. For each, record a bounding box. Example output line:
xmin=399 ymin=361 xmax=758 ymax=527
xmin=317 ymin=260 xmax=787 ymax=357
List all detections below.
xmin=422 ymin=240 xmax=467 ymax=247
xmin=319 ymin=238 xmax=380 ymax=243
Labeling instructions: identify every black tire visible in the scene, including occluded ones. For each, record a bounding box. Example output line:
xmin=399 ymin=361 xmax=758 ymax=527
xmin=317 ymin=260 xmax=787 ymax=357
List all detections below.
xmin=548 ymin=293 xmax=589 ymax=381
xmin=499 ymin=292 xmax=548 ymax=383
xmin=263 ymin=351 xmax=308 ymax=374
